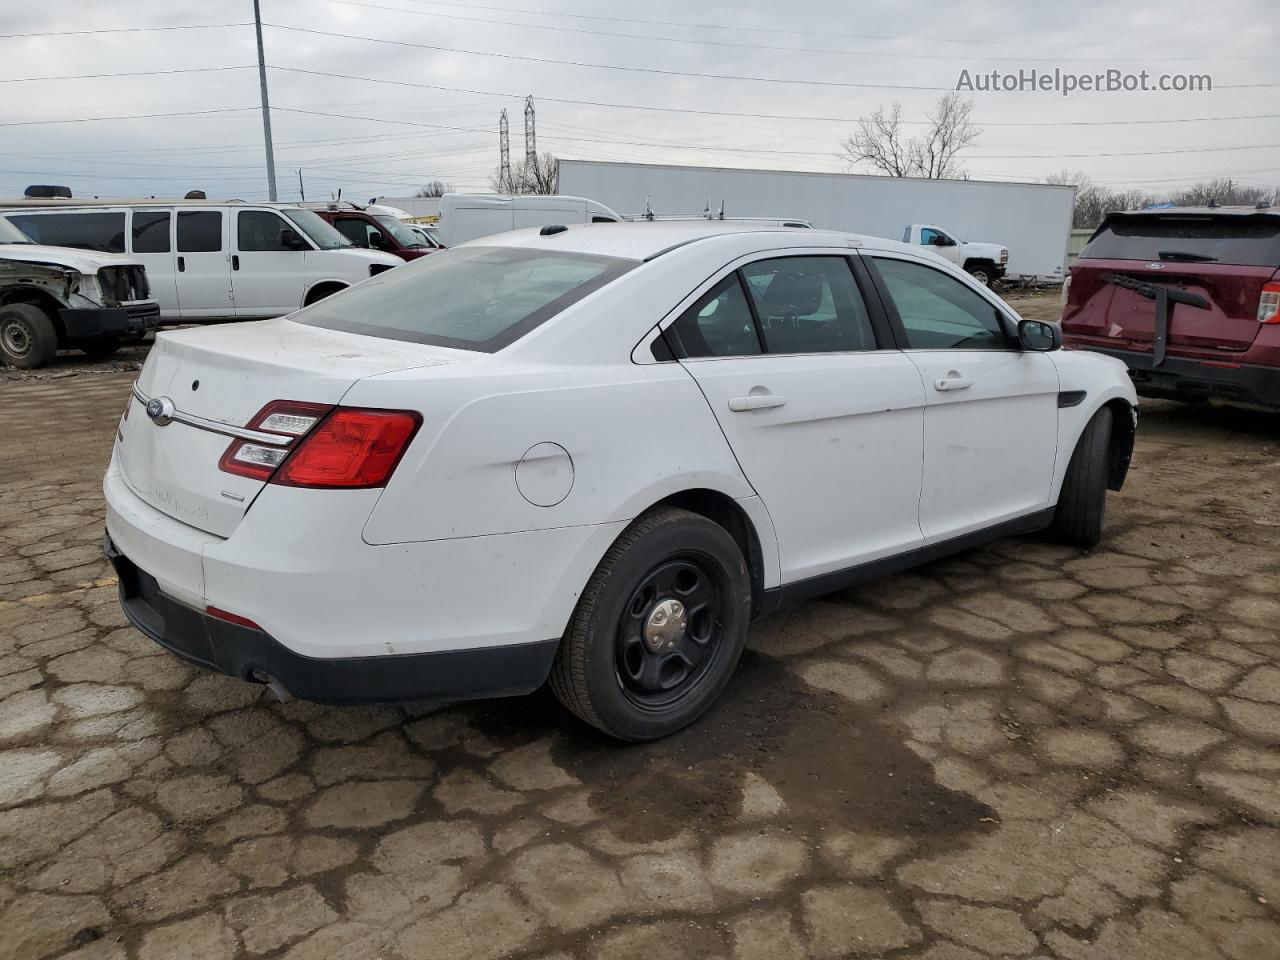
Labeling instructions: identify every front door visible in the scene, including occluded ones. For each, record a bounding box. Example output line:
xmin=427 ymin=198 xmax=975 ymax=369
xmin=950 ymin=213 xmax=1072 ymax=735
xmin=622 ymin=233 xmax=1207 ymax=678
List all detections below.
xmin=174 ymin=210 xmax=233 ymax=319
xmin=867 ymin=253 xmax=1060 ymax=543
xmin=128 ymin=210 xmax=179 ymax=318
xmin=668 ymin=254 xmax=926 ymax=584
xmin=232 ymin=210 xmax=306 ymax=318
xmin=919 ymin=226 xmax=962 ymax=266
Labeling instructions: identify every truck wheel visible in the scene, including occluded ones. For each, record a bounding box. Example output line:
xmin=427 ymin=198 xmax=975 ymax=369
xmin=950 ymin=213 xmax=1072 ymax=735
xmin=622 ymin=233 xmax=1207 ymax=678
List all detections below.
xmin=966 ymin=264 xmax=993 ymax=286
xmin=550 ymin=507 xmax=751 ymax=742
xmin=1047 ymin=406 xmax=1112 ymax=549
xmin=80 ymin=336 xmax=120 ymax=361
xmin=0 ymin=303 xmax=58 ymax=369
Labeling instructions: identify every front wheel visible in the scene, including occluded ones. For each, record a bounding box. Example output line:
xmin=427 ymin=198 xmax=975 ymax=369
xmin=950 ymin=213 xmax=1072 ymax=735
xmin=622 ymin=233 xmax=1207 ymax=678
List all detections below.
xmin=550 ymin=507 xmax=751 ymax=741
xmin=1047 ymin=406 xmax=1113 ymax=548
xmin=0 ymin=303 xmax=58 ymax=369
xmin=966 ymin=265 xmax=992 ymax=286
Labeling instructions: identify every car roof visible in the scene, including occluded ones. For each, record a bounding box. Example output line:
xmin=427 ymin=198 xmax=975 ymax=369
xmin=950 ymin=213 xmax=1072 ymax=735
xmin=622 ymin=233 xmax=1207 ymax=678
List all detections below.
xmin=464 ymin=220 xmax=907 ymax=262
xmin=1110 ymin=205 xmax=1278 ymax=219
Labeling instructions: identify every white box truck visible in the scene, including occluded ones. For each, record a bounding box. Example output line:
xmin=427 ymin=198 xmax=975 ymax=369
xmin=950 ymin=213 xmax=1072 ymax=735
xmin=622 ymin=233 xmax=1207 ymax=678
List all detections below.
xmin=559 ymin=160 xmax=1075 ymax=282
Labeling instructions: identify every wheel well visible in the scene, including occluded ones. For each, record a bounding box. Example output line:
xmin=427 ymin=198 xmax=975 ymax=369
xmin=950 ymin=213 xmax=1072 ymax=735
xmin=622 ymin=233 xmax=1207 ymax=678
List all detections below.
xmin=303 ymin=281 xmax=347 ymax=306
xmin=652 ymin=489 xmax=767 ymax=617
xmin=963 ymin=258 xmax=995 ymax=273
xmin=0 ymin=289 xmax=65 ymax=340
xmin=1104 ymin=398 xmax=1136 ymax=491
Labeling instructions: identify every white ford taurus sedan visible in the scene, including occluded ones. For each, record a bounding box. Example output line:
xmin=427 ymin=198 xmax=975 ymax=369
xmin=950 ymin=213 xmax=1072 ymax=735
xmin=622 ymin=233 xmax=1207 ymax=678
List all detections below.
xmin=104 ymin=222 xmax=1137 ymax=740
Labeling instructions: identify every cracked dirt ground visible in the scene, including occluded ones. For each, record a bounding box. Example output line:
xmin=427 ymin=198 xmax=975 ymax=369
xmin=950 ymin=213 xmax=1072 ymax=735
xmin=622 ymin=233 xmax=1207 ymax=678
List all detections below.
xmin=2 ymin=340 xmax=1279 ymax=959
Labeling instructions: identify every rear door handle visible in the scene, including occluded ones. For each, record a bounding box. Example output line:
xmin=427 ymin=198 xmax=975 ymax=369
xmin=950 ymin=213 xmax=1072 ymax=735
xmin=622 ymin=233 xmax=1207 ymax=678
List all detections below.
xmin=177 ymin=256 xmax=185 ymax=273
xmin=232 ymin=255 xmax=240 ymax=271
xmin=728 ymin=394 xmax=787 ymax=412
xmin=933 ymin=375 xmax=972 ymax=392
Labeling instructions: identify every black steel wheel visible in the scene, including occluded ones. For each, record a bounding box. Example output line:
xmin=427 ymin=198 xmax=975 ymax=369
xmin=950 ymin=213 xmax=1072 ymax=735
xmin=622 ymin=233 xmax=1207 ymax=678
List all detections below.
xmin=551 ymin=506 xmax=751 ymax=741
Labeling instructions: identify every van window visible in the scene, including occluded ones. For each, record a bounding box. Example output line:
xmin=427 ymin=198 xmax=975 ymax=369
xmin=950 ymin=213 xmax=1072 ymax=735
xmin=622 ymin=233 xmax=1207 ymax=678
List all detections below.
xmin=177 ymin=211 xmax=222 ymax=252
xmin=333 ymin=216 xmax=375 ymax=247
xmin=237 ymin=210 xmax=295 ymax=251
xmin=132 ymin=212 xmax=171 ymax=253
xmin=295 ymin=246 xmax=635 ymax=352
xmin=1083 ymin=214 xmax=1280 ymax=267
xmin=7 ymin=212 xmax=125 ymax=253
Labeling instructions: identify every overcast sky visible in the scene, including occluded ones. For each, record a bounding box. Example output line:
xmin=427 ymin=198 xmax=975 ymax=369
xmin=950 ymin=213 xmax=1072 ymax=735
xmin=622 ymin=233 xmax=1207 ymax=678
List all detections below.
xmin=2 ymin=0 xmax=1277 ymax=204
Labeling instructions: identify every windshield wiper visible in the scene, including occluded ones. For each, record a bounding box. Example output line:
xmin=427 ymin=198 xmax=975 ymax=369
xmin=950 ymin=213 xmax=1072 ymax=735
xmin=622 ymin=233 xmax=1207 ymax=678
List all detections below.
xmin=1157 ymin=250 xmax=1217 ymax=262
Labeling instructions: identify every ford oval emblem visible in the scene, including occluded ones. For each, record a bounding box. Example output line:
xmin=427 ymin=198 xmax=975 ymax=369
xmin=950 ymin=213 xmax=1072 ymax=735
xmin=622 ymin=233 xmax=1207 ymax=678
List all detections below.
xmin=146 ymin=397 xmax=176 ymax=426
xmin=1146 ymin=262 xmax=1167 ymax=270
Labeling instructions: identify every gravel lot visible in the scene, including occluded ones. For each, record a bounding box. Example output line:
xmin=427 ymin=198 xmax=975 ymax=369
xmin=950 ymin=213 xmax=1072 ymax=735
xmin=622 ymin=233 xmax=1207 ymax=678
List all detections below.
xmin=2 ymin=296 xmax=1279 ymax=960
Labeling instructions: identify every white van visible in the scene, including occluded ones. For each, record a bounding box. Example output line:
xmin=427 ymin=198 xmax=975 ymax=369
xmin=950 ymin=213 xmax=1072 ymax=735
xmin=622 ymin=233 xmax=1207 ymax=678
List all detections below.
xmin=437 ymin=194 xmax=621 ymax=247
xmin=0 ymin=200 xmax=401 ymax=322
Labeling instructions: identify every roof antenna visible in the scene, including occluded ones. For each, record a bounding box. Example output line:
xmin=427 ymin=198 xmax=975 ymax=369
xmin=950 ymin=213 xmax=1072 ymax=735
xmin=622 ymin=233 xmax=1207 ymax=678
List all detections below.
xmin=703 ymin=194 xmax=711 ymax=220
xmin=717 ymin=199 xmax=725 ymax=221
xmin=644 ymin=195 xmax=654 ymax=221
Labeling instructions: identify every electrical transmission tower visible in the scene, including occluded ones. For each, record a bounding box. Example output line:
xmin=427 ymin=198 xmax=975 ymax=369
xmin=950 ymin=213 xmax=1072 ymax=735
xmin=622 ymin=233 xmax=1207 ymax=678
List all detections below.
xmin=524 ymin=95 xmax=536 ymax=166
xmin=498 ymin=109 xmax=511 ymax=192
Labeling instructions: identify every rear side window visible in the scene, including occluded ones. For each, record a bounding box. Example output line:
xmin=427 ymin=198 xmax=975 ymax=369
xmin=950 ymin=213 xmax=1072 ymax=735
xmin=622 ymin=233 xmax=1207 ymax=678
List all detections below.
xmin=666 ymin=274 xmax=762 ymax=358
xmin=1083 ymin=214 xmax=1280 ymax=267
xmin=295 ymin=245 xmax=636 ymax=352
xmin=7 ymin=212 xmax=125 ymax=253
xmin=742 ymin=256 xmax=876 ymax=353
xmin=132 ymin=212 xmax=171 ymax=253
xmin=177 ymin=211 xmax=222 ymax=252
xmin=873 ymin=257 xmax=1009 ymax=350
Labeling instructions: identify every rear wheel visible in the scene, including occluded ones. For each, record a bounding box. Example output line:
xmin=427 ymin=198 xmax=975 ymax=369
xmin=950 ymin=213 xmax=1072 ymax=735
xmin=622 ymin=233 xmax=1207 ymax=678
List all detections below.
xmin=550 ymin=507 xmax=751 ymax=741
xmin=1048 ymin=406 xmax=1113 ymax=548
xmin=0 ymin=303 xmax=58 ymax=369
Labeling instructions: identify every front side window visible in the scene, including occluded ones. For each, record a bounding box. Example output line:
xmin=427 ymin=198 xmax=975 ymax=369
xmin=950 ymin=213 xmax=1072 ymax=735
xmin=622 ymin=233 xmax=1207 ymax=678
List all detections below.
xmin=333 ymin=217 xmax=371 ymax=246
xmin=742 ymin=257 xmax=877 ymax=354
xmin=132 ymin=212 xmax=171 ymax=253
xmin=873 ymin=257 xmax=1009 ymax=350
xmin=237 ymin=210 xmax=296 ymax=252
xmin=7 ymin=212 xmax=125 ymax=253
xmin=295 ymin=245 xmax=636 ymax=352
xmin=919 ymin=228 xmax=951 ymax=247
xmin=282 ymin=208 xmax=349 ymax=249
xmin=374 ymin=215 xmax=426 ymax=248
xmin=666 ymin=274 xmax=761 ymax=358
xmin=177 ymin=211 xmax=222 ymax=252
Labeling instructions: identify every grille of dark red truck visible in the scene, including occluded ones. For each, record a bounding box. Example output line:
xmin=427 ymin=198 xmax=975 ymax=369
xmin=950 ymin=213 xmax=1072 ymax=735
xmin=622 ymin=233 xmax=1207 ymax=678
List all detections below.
xmin=98 ymin=265 xmax=150 ymax=303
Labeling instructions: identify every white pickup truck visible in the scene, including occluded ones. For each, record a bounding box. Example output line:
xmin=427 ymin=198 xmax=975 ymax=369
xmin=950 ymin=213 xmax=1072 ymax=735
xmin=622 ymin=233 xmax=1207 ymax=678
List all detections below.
xmin=902 ymin=223 xmax=1009 ymax=286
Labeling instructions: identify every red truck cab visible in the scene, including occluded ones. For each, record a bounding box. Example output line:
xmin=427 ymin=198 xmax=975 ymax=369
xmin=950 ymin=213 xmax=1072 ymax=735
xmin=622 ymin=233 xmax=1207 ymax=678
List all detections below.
xmin=310 ymin=204 xmax=441 ymax=261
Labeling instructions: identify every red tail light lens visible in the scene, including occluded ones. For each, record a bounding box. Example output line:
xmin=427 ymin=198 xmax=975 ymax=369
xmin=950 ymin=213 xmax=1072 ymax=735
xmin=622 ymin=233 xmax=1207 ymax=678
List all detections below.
xmin=272 ymin=409 xmax=421 ymax=489
xmin=1259 ymin=281 xmax=1280 ymax=324
xmin=218 ymin=400 xmax=334 ymax=481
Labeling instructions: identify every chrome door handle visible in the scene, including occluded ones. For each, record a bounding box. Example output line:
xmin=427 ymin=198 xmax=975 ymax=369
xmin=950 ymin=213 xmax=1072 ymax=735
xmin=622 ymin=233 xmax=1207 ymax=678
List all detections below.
xmin=933 ymin=376 xmax=972 ymax=391
xmin=728 ymin=394 xmax=786 ymax=412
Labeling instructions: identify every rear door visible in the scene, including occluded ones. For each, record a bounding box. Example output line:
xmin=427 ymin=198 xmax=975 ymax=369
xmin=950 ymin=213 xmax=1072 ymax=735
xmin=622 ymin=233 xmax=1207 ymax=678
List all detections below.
xmin=867 ymin=253 xmax=1059 ymax=543
xmin=175 ymin=210 xmax=233 ymax=319
xmin=232 ymin=209 xmax=305 ymax=318
xmin=668 ymin=253 xmax=926 ymax=584
xmin=129 ymin=210 xmax=179 ymax=317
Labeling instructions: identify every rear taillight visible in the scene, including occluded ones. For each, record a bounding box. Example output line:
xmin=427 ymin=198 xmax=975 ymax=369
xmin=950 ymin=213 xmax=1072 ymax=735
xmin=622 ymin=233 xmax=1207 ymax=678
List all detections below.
xmin=1259 ymin=281 xmax=1280 ymax=324
xmin=218 ymin=400 xmax=333 ymax=481
xmin=272 ymin=409 xmax=421 ymax=489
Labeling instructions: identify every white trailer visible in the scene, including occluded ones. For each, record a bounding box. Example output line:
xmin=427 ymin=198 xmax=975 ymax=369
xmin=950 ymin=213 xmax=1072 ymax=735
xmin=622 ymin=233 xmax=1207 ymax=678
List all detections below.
xmin=559 ymin=160 xmax=1076 ymax=281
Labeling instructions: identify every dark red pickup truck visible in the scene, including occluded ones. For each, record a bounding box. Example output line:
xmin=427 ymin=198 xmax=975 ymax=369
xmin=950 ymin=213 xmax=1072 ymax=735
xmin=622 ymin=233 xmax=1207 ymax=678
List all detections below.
xmin=311 ymin=206 xmax=442 ymax=261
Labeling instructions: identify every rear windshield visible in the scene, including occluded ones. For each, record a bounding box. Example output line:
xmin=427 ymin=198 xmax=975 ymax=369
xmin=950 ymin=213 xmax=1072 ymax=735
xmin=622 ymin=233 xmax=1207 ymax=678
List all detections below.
xmin=294 ymin=245 xmax=636 ymax=352
xmin=1082 ymin=214 xmax=1280 ymax=267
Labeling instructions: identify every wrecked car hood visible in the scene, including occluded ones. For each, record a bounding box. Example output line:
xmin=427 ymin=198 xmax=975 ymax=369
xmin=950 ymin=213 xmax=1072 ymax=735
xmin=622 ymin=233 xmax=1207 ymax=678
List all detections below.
xmin=0 ymin=243 xmax=143 ymax=274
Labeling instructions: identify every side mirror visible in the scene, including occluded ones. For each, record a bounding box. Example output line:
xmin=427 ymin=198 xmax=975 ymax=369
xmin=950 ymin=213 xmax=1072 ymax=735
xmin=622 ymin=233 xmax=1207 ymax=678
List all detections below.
xmin=928 ymin=235 xmax=946 ymax=246
xmin=278 ymin=227 xmax=306 ymax=251
xmin=1018 ymin=318 xmax=1062 ymax=352
xmin=369 ymin=233 xmax=389 ymax=250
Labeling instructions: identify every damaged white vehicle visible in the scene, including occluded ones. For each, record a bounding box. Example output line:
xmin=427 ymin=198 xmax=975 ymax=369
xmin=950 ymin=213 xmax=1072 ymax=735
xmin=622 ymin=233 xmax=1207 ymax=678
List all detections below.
xmin=0 ymin=217 xmax=160 ymax=368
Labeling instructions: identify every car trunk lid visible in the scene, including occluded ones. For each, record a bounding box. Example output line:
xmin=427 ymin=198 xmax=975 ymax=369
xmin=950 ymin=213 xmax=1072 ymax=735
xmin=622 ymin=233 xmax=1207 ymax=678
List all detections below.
xmin=118 ymin=318 xmax=468 ymax=537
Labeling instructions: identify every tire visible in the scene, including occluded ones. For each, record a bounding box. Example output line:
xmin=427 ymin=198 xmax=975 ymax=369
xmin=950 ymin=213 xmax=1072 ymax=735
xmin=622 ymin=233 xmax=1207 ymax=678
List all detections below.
xmin=80 ymin=336 xmax=120 ymax=361
xmin=550 ymin=506 xmax=752 ymax=741
xmin=303 ymin=283 xmax=345 ymax=306
xmin=0 ymin=303 xmax=58 ymax=370
xmin=966 ymin=264 xmax=993 ymax=286
xmin=1048 ymin=406 xmax=1113 ymax=548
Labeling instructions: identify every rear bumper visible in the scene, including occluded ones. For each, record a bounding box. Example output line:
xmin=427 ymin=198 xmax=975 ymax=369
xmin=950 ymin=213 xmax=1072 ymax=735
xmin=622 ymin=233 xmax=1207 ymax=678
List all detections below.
xmin=59 ymin=302 xmax=161 ymax=340
xmin=105 ymin=536 xmax=558 ymax=704
xmin=1070 ymin=345 xmax=1280 ymax=408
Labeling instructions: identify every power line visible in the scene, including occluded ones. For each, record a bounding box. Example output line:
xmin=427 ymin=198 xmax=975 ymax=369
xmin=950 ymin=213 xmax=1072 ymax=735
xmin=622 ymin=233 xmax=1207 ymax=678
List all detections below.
xmin=316 ymin=0 xmax=1280 ymax=62
xmin=0 ymin=22 xmax=252 ymax=40
xmin=267 ymin=65 xmax=1280 ymax=129
xmin=0 ymin=107 xmax=258 ymax=128
xmin=0 ymin=65 xmax=255 ymax=84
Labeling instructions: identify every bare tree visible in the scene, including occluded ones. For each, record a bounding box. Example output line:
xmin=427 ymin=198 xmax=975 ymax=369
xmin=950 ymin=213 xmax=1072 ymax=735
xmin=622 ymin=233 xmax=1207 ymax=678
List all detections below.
xmin=1170 ymin=178 xmax=1269 ymax=208
xmin=839 ymin=94 xmax=981 ymax=180
xmin=414 ymin=180 xmax=453 ymax=198
xmin=490 ymin=152 xmax=559 ymax=195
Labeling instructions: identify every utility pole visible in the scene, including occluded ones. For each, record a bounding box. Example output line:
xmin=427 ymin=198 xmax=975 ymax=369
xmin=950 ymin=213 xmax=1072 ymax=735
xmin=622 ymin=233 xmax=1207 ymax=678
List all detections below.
xmin=498 ymin=109 xmax=511 ymax=193
xmin=524 ymin=95 xmax=536 ymax=166
xmin=252 ymin=0 xmax=278 ymax=201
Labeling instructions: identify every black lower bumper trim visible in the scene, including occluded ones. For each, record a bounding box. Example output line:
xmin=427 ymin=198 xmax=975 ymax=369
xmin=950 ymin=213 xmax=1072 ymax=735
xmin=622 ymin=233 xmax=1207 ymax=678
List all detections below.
xmin=60 ymin=304 xmax=161 ymax=341
xmin=104 ymin=537 xmax=559 ymax=705
xmin=1079 ymin=346 xmax=1280 ymax=408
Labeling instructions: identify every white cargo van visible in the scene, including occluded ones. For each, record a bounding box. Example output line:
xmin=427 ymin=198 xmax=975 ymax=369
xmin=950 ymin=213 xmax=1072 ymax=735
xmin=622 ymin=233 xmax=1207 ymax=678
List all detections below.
xmin=437 ymin=194 xmax=621 ymax=247
xmin=0 ymin=200 xmax=401 ymax=321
